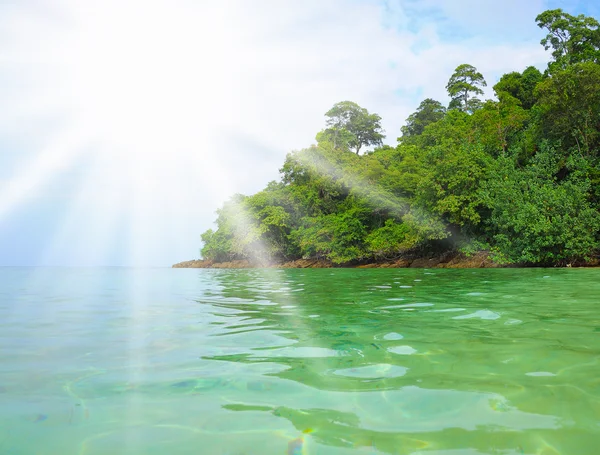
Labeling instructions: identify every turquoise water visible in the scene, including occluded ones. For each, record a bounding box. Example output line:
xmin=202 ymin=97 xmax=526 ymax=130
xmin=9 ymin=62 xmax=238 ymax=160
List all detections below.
xmin=0 ymin=267 xmax=599 ymax=454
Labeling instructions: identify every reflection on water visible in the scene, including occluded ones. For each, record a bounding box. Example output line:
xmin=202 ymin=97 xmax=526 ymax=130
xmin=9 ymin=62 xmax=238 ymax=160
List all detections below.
xmin=0 ymin=267 xmax=599 ymax=454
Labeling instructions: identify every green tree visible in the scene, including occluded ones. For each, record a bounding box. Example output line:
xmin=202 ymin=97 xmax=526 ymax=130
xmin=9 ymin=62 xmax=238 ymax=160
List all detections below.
xmin=536 ymin=9 xmax=600 ymax=73
xmin=446 ymin=64 xmax=487 ymax=113
xmin=365 ymin=219 xmax=412 ymax=259
xmin=414 ymin=142 xmax=492 ymax=228
xmin=243 ymin=182 xmax=300 ymax=261
xmin=200 ymin=194 xmax=256 ymax=262
xmin=535 ymin=62 xmax=600 ymax=155
xmin=479 ymin=145 xmax=600 ymax=265
xmin=410 ymin=108 xmax=473 ymax=149
xmin=493 ymin=66 xmax=543 ymax=110
xmin=315 ymin=128 xmax=356 ymax=152
xmin=280 ymin=145 xmax=355 ymax=216
xmin=471 ymin=99 xmax=529 ymax=155
xmin=320 ymin=101 xmax=385 ymax=154
xmin=200 ymin=228 xmax=232 ymax=263
xmin=290 ymin=198 xmax=371 ymax=264
xmin=400 ymin=98 xmax=446 ymax=138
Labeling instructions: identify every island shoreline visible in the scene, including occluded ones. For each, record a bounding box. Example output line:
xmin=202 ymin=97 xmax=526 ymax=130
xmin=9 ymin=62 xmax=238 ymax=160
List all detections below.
xmin=172 ymin=251 xmax=599 ymax=269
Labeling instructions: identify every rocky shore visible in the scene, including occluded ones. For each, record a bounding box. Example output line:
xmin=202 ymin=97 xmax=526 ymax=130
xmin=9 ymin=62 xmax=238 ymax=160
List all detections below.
xmin=173 ymin=251 xmax=600 ymax=269
xmin=173 ymin=251 xmax=512 ymax=269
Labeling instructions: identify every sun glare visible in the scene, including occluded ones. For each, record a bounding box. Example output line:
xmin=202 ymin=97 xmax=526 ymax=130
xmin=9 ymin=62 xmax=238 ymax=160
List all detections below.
xmin=65 ymin=1 xmax=233 ymax=150
xmin=1 ymin=0 xmax=254 ymax=265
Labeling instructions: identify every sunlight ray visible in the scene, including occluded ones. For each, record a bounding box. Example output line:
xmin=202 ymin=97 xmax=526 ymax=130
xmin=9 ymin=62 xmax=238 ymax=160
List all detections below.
xmin=35 ymin=148 xmax=128 ymax=267
xmin=291 ymin=146 xmax=410 ymax=218
xmin=0 ymin=129 xmax=89 ymax=221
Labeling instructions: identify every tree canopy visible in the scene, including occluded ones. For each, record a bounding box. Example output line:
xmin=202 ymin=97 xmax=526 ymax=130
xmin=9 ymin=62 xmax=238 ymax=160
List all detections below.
xmin=400 ymin=98 xmax=446 ymax=139
xmin=318 ymin=101 xmax=385 ymax=154
xmin=199 ymin=9 xmax=600 ymax=268
xmin=536 ymin=9 xmax=600 ymax=73
xmin=446 ymin=64 xmax=487 ymax=113
xmin=493 ymin=66 xmax=543 ymax=109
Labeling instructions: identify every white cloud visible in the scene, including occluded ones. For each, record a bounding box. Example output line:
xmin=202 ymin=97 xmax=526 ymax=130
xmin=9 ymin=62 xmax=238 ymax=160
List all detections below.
xmin=0 ymin=0 xmax=552 ymax=265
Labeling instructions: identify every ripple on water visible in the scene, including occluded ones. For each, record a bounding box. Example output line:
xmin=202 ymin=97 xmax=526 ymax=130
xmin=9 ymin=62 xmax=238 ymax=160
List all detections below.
xmin=382 ymin=332 xmax=403 ymax=340
xmin=504 ymin=318 xmax=523 ymax=325
xmin=453 ymin=310 xmax=501 ymax=320
xmin=332 ymin=364 xmax=408 ymax=379
xmin=388 ymin=346 xmax=417 ymax=355
xmin=266 ymin=347 xmax=343 ymax=358
xmin=382 ymin=303 xmax=434 ymax=309
xmin=428 ymin=308 xmax=465 ymax=313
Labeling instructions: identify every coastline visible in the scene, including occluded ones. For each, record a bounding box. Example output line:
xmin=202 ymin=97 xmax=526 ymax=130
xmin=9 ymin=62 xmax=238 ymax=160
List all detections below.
xmin=172 ymin=252 xmax=600 ymax=269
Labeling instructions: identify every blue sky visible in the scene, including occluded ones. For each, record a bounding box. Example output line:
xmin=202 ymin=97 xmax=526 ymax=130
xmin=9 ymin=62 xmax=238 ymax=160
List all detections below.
xmin=0 ymin=0 xmax=598 ymax=266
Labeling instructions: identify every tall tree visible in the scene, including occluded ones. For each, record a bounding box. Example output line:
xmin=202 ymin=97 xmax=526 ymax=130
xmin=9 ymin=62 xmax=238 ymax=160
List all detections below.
xmin=400 ymin=98 xmax=446 ymax=138
xmin=446 ymin=64 xmax=487 ymax=113
xmin=319 ymin=101 xmax=385 ymax=154
xmin=536 ymin=9 xmax=600 ymax=73
xmin=493 ymin=66 xmax=543 ymax=110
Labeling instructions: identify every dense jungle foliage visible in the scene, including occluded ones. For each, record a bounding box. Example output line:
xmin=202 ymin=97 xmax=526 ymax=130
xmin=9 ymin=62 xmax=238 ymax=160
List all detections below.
xmin=200 ymin=9 xmax=600 ymax=266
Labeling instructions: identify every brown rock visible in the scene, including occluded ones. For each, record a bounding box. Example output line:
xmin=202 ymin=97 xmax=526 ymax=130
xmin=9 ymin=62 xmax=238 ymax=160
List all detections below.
xmin=277 ymin=259 xmax=333 ymax=268
xmin=393 ymin=259 xmax=411 ymax=268
xmin=172 ymin=259 xmax=212 ymax=268
xmin=211 ymin=260 xmax=253 ymax=268
xmin=445 ymin=252 xmax=499 ymax=268
xmin=438 ymin=251 xmax=458 ymax=263
xmin=410 ymin=257 xmax=441 ymax=268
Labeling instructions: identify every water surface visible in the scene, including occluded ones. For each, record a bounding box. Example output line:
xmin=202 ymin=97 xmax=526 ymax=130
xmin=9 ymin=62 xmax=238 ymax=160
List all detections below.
xmin=0 ymin=267 xmax=599 ymax=454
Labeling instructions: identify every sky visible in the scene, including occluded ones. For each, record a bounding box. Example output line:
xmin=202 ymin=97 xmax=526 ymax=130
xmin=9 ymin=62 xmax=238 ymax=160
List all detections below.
xmin=0 ymin=0 xmax=598 ymax=267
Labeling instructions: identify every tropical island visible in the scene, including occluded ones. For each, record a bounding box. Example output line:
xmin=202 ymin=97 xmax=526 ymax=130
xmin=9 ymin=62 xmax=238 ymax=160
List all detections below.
xmin=175 ymin=9 xmax=600 ymax=269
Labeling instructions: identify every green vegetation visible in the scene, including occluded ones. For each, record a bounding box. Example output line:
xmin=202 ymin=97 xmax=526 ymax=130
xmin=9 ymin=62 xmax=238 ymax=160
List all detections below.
xmin=200 ymin=9 xmax=600 ymax=267
xmin=446 ymin=64 xmax=487 ymax=113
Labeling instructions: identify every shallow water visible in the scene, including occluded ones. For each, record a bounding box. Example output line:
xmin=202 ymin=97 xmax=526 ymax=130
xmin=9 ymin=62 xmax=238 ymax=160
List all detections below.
xmin=0 ymin=267 xmax=599 ymax=454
